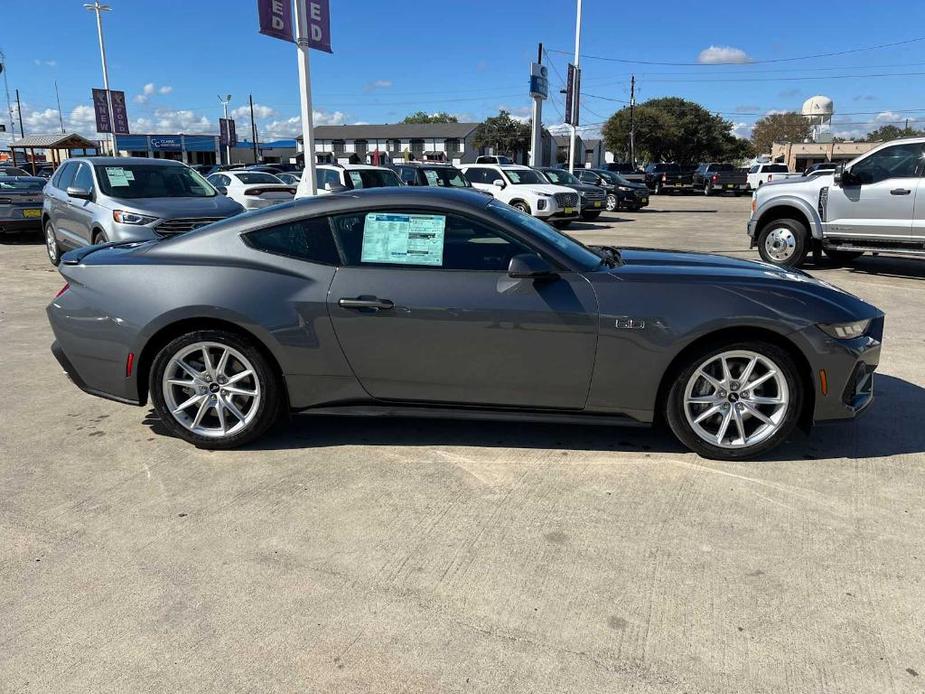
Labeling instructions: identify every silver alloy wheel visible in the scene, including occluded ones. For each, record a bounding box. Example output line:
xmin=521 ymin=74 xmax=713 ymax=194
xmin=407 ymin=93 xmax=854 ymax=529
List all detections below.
xmin=46 ymin=224 xmax=57 ymax=263
xmin=683 ymin=350 xmax=789 ymax=450
xmin=764 ymin=227 xmax=797 ymax=262
xmin=606 ymin=193 xmax=617 ymax=211
xmin=161 ymin=341 xmax=261 ymax=439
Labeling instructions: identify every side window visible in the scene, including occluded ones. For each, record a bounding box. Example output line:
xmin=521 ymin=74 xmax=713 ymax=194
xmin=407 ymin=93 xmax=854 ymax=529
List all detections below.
xmin=330 ymin=210 xmax=532 ymax=271
xmin=749 ymin=165 xmax=759 ymax=174
xmin=72 ymin=163 xmax=94 ymax=192
xmin=464 ymin=168 xmax=486 ymax=184
xmin=398 ymin=167 xmax=418 ymax=185
xmin=55 ymin=162 xmax=78 ymax=190
xmin=244 ymin=216 xmax=340 ymax=265
xmin=850 ymin=143 xmax=924 ymax=185
xmin=317 ymin=168 xmax=337 ymax=189
xmin=578 ymin=171 xmax=596 ymax=183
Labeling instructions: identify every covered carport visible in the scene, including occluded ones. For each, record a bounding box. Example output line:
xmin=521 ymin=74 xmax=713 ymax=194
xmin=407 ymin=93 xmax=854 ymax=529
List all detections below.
xmin=8 ymin=133 xmax=99 ymax=174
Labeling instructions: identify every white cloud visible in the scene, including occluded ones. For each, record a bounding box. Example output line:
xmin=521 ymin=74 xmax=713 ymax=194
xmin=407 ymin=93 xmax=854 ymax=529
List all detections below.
xmin=497 ymin=105 xmax=532 ymax=124
xmin=874 ymin=110 xmax=902 ymax=123
xmin=363 ymin=79 xmax=392 ymax=92
xmin=731 ymin=121 xmax=753 ymax=139
xmin=260 ymin=110 xmax=347 ymax=139
xmin=33 ymin=59 xmax=57 ymax=67
xmin=697 ymin=45 xmax=751 ymax=64
xmin=231 ymin=103 xmax=275 ymax=120
xmin=158 ymin=85 xmax=173 ymax=95
xmin=135 ymin=83 xmax=171 ymax=104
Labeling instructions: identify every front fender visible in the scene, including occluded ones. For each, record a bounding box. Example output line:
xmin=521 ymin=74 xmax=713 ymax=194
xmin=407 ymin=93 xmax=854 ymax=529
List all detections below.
xmin=754 ymin=193 xmax=824 ymax=239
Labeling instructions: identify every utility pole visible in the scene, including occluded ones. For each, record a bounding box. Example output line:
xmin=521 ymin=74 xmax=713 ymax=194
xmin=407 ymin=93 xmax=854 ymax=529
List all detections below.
xmin=249 ymin=94 xmax=259 ymax=163
xmin=567 ymin=0 xmax=582 ymax=174
xmin=15 ymin=89 xmax=24 ymax=136
xmin=84 ymin=2 xmax=116 ymax=156
xmin=218 ymin=94 xmax=232 ymax=165
xmin=54 ymin=81 xmax=65 ymax=133
xmin=0 ymin=51 xmax=16 ymax=165
xmin=629 ymin=74 xmax=636 ymax=168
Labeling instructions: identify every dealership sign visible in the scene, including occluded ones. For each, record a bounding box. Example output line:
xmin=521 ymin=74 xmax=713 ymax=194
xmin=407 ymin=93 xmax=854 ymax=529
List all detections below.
xmin=306 ymin=0 xmax=332 ymax=52
xmin=91 ymin=89 xmax=130 ymax=134
xmin=219 ymin=118 xmax=238 ymax=147
xmin=564 ymin=64 xmax=581 ymax=126
xmin=258 ymin=0 xmax=294 ymax=42
xmin=257 ymin=0 xmax=331 ymax=52
xmin=110 ymin=90 xmax=130 ymax=135
xmin=529 ymin=63 xmax=548 ymax=100
xmin=92 ymin=88 xmax=111 ymax=133
xmin=150 ymin=136 xmax=182 ymax=151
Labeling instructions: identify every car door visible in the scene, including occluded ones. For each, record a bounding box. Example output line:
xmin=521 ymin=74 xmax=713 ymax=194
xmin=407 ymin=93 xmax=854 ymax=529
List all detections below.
xmin=463 ymin=167 xmax=495 ymax=195
xmin=68 ymin=162 xmax=101 ymax=244
xmin=326 ymin=207 xmax=599 ymax=409
xmin=47 ymin=162 xmax=79 ymax=246
xmin=824 ymin=142 xmax=924 ymax=241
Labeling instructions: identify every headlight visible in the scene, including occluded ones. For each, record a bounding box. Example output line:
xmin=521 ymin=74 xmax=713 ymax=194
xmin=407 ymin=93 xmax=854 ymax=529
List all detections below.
xmin=536 ymin=198 xmax=547 ymax=210
xmin=818 ymin=319 xmax=871 ymax=340
xmin=113 ymin=210 xmax=158 ymax=225
xmin=618 ymin=186 xmax=633 ymax=192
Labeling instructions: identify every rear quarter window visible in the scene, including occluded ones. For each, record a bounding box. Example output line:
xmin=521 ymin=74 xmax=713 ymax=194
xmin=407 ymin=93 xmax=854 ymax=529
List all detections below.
xmin=243 ymin=217 xmax=340 ymax=265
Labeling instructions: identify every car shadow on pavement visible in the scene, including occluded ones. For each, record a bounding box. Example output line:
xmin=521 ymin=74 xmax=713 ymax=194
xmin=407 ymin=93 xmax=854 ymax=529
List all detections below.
xmin=0 ymin=230 xmax=43 ymax=245
xmin=141 ymin=374 xmax=925 ymax=460
xmin=641 ymin=209 xmax=719 ymax=214
xmin=805 ymin=255 xmax=925 ymax=281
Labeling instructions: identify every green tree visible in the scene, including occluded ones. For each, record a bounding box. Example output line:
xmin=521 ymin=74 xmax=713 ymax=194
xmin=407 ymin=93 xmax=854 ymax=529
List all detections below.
xmin=750 ymin=112 xmax=811 ymax=154
xmin=865 ymin=124 xmax=923 ymax=141
xmin=472 ymin=110 xmax=532 ymax=158
xmin=401 ymin=111 xmax=459 ymax=124
xmin=602 ymin=97 xmax=741 ymax=164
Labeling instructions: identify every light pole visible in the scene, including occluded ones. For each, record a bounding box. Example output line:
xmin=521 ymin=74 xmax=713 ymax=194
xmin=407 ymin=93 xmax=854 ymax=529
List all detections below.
xmin=83 ymin=2 xmax=116 ymax=156
xmin=218 ymin=94 xmax=232 ymax=165
xmin=0 ymin=51 xmax=17 ymax=165
xmin=567 ymin=0 xmax=582 ymax=174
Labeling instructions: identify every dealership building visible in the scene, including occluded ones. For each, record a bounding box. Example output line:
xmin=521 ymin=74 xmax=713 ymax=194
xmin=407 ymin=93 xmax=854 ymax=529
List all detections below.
xmin=114 ymin=134 xmax=222 ymax=165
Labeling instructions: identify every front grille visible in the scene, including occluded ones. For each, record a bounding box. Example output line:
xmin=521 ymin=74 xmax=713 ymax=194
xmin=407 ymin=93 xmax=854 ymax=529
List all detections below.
xmin=155 ymin=217 xmax=226 ymax=235
xmin=581 ymin=189 xmax=605 ymax=201
xmin=555 ymin=192 xmax=579 ymax=208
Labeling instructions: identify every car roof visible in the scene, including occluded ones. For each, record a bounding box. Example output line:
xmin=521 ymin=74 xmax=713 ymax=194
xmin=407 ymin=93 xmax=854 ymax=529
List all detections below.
xmin=72 ymin=156 xmax=186 ymax=167
xmin=319 ymin=163 xmax=391 ymax=171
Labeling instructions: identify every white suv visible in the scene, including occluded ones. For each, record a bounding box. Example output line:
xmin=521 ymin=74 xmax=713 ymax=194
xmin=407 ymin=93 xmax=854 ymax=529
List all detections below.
xmin=295 ymin=164 xmax=403 ymax=198
xmin=460 ymin=164 xmax=580 ymax=227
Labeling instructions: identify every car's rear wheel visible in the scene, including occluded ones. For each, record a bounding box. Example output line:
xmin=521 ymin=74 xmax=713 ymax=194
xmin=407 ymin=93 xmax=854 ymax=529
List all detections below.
xmin=665 ymin=342 xmax=802 ymax=460
xmin=151 ymin=330 xmax=281 ymax=449
xmin=45 ymin=222 xmax=61 ymax=266
xmin=703 ymin=182 xmax=713 ymax=196
xmin=605 ymin=193 xmax=618 ymax=211
xmin=653 ymin=180 xmax=662 ymax=195
xmin=757 ymin=218 xmax=808 ymax=267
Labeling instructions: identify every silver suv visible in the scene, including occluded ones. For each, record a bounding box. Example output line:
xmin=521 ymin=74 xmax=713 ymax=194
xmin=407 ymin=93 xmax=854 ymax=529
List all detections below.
xmin=748 ymin=137 xmax=925 ymax=267
xmin=43 ymin=157 xmax=244 ymax=265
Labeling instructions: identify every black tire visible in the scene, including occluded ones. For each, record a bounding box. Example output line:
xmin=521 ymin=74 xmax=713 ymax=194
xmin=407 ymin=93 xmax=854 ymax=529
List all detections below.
xmin=653 ymin=180 xmax=662 ymax=195
xmin=665 ymin=341 xmax=803 ymax=460
xmin=93 ymin=229 xmax=109 ymax=245
xmin=511 ymin=200 xmax=531 ymax=214
xmin=580 ymin=211 xmax=601 ymax=221
xmin=823 ymin=248 xmax=864 ymax=264
xmin=605 ymin=193 xmax=618 ymax=212
xmin=150 ymin=329 xmax=282 ymax=449
xmin=756 ymin=218 xmax=808 ymax=268
xmin=45 ymin=221 xmax=61 ymax=266
xmin=703 ymin=182 xmax=712 ymax=196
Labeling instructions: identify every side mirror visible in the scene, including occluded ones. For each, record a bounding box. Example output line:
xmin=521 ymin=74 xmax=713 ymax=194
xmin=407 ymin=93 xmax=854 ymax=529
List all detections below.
xmin=833 ymin=162 xmax=844 ymax=185
xmin=508 ymin=253 xmax=558 ymax=280
xmin=66 ymin=185 xmax=93 ymax=201
xmin=492 ymin=178 xmax=506 ymax=188
xmin=215 ymin=186 xmax=228 ymax=195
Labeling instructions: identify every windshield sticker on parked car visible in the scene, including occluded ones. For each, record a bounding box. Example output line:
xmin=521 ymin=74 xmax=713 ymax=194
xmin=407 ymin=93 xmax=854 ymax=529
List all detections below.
xmin=424 ymin=170 xmax=439 ymax=186
xmin=105 ymin=167 xmax=132 ymax=186
xmin=361 ymin=213 xmax=445 ymax=266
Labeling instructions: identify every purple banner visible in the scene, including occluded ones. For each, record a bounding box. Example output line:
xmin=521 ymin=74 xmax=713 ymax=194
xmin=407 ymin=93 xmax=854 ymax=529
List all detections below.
xmin=219 ymin=118 xmax=238 ymax=147
xmin=258 ymin=0 xmax=294 ymax=42
xmin=306 ymin=0 xmax=332 ymax=53
xmin=110 ymin=90 xmax=130 ymax=134
xmin=92 ymin=88 xmax=111 ymax=133
xmin=228 ymin=118 xmax=237 ymax=147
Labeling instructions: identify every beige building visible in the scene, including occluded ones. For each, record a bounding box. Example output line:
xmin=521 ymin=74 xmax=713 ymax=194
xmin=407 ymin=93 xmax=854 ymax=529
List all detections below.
xmin=770 ymin=140 xmax=878 ymax=172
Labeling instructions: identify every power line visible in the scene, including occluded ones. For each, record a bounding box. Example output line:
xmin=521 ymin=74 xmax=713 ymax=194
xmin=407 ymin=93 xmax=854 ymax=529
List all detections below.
xmin=547 ymin=35 xmax=925 ymax=66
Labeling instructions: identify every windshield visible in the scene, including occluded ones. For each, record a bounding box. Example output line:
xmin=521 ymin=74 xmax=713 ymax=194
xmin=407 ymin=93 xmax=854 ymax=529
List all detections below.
xmin=347 ymin=169 xmax=402 ymax=189
xmin=711 ymin=163 xmax=734 ymax=171
xmin=542 ymin=169 xmax=579 ymax=185
xmin=234 ymin=172 xmax=283 ymax=184
xmin=1 ymin=167 xmax=30 ymax=176
xmin=593 ymin=170 xmax=619 ymax=184
xmin=420 ymin=167 xmax=470 ymax=188
xmin=487 ymin=200 xmax=602 ymax=270
xmin=0 ymin=177 xmax=44 ymax=191
xmin=503 ymin=169 xmax=547 ymax=185
xmin=765 ymin=165 xmax=789 ymax=173
xmin=94 ymin=164 xmax=216 ymax=198
xmin=611 ymin=173 xmax=635 ymax=186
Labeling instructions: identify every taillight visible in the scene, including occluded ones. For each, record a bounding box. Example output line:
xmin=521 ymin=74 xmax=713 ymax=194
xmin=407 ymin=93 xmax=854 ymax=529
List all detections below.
xmin=711 ymin=174 xmax=718 ymax=183
xmin=54 ymin=283 xmax=69 ymax=298
xmin=661 ymin=173 xmax=667 ymax=181
xmin=767 ymin=174 xmax=773 ymax=182
xmin=244 ymin=188 xmax=263 ymax=196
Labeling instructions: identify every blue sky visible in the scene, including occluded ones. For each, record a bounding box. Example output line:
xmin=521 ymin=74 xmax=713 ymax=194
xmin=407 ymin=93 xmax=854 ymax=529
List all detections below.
xmin=2 ymin=0 xmax=925 ymax=146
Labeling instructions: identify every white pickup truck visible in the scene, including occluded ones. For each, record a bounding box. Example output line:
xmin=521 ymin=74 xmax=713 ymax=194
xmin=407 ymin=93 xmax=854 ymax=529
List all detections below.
xmin=747 ymin=137 xmax=925 ymax=267
xmin=746 ymin=162 xmax=801 ymax=190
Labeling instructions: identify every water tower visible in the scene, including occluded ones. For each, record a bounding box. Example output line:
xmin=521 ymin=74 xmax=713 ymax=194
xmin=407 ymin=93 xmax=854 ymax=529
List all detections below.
xmin=802 ymin=95 xmax=834 ymax=143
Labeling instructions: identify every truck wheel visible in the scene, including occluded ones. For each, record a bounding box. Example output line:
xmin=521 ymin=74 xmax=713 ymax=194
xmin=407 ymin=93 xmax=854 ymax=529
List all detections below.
xmin=703 ymin=182 xmax=712 ymax=196
xmin=824 ymin=248 xmax=864 ymax=264
xmin=757 ymin=218 xmax=808 ymax=268
xmin=653 ymin=180 xmax=662 ymax=195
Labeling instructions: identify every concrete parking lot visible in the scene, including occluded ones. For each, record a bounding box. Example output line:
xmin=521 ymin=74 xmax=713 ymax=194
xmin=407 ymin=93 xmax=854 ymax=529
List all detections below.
xmin=2 ymin=194 xmax=925 ymax=692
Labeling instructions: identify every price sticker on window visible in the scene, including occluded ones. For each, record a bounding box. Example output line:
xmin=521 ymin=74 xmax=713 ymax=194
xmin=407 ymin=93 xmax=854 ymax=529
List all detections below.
xmin=361 ymin=213 xmax=446 ymax=266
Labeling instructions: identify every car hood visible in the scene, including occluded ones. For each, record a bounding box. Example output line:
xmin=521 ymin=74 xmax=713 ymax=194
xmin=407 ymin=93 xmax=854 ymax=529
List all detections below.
xmin=513 ymin=183 xmax=577 ymax=196
xmin=595 ymin=247 xmax=882 ymax=322
xmin=100 ymin=195 xmax=244 ymax=218
xmin=559 ymin=183 xmax=605 ymax=194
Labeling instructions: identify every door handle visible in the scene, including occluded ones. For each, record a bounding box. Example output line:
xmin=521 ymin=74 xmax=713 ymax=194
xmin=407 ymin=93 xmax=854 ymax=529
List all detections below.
xmin=890 ymin=188 xmax=912 ymax=195
xmin=338 ymin=297 xmax=394 ymax=311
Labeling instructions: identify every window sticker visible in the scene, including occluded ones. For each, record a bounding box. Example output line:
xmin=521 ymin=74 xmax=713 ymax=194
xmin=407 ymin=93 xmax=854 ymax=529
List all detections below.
xmin=105 ymin=167 xmax=131 ymax=187
xmin=424 ymin=169 xmax=439 ymax=186
xmin=348 ymin=171 xmax=363 ymax=188
xmin=361 ymin=213 xmax=446 ymax=266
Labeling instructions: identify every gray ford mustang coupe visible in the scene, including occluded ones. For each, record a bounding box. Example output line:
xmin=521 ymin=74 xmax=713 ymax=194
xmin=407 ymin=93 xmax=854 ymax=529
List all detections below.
xmin=47 ymin=188 xmax=882 ymax=459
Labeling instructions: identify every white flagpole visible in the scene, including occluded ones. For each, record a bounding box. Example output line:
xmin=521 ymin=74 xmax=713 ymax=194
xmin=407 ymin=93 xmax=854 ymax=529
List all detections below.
xmin=294 ymin=0 xmax=318 ymax=197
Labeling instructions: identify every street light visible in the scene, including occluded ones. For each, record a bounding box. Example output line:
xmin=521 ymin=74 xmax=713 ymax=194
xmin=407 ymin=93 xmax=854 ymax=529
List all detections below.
xmin=218 ymin=94 xmax=232 ymax=166
xmin=84 ymin=2 xmax=116 ymax=156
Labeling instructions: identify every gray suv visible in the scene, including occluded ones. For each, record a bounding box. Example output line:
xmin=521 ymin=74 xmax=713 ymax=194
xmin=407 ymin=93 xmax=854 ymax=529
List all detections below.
xmin=43 ymin=157 xmax=244 ymax=265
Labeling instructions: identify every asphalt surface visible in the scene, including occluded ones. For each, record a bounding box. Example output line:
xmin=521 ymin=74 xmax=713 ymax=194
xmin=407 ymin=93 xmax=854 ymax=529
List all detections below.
xmin=2 ymin=194 xmax=925 ymax=693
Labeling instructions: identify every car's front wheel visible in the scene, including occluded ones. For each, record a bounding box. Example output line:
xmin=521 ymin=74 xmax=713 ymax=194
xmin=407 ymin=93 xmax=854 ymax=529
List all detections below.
xmin=511 ymin=200 xmax=531 ymax=214
xmin=45 ymin=221 xmax=61 ymax=266
xmin=605 ymin=193 xmax=618 ymax=211
xmin=665 ymin=342 xmax=802 ymax=460
xmin=757 ymin=218 xmax=808 ymax=267
xmin=150 ymin=330 xmax=281 ymax=449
